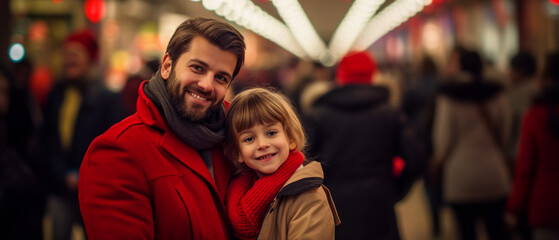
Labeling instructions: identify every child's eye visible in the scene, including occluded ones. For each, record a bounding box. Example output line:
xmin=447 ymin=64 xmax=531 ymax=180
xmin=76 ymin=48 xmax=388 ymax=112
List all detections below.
xmin=267 ymin=131 xmax=277 ymax=137
xmin=242 ymin=136 xmax=254 ymax=143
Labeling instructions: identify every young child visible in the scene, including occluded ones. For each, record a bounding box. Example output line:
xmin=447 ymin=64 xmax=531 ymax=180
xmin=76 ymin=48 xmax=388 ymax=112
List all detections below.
xmin=224 ymin=87 xmax=340 ymax=240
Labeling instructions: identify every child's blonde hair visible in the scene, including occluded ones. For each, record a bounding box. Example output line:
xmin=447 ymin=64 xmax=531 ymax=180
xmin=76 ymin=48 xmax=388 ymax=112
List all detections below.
xmin=224 ymin=88 xmax=306 ymax=171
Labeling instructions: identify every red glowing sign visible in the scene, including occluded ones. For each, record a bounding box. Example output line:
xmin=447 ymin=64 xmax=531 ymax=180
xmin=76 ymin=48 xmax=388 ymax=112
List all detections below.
xmin=551 ymin=0 xmax=559 ymax=6
xmin=85 ymin=0 xmax=106 ymax=23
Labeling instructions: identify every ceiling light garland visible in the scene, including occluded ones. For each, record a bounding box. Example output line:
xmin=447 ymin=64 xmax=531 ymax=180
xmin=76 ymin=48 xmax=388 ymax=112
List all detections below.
xmin=195 ymin=0 xmax=432 ymax=65
xmin=271 ymin=0 xmax=327 ymax=62
xmin=352 ymin=0 xmax=432 ymax=51
xmin=328 ymin=0 xmax=385 ymax=63
xmin=200 ymin=0 xmax=308 ymax=59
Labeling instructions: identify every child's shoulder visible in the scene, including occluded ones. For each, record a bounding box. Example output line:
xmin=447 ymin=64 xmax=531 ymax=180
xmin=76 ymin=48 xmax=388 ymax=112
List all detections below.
xmin=278 ymin=161 xmax=324 ymax=198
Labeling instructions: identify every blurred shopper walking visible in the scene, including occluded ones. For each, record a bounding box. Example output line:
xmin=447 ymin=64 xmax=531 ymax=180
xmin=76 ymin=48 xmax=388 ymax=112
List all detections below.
xmin=401 ymin=55 xmax=442 ymax=238
xmin=306 ymin=51 xmax=427 ymax=240
xmin=506 ymin=51 xmax=539 ymax=163
xmin=507 ymin=51 xmax=559 ymax=240
xmin=41 ymin=29 xmax=125 ymax=240
xmin=431 ymin=46 xmax=512 ymax=240
xmin=505 ymin=50 xmax=539 ymax=240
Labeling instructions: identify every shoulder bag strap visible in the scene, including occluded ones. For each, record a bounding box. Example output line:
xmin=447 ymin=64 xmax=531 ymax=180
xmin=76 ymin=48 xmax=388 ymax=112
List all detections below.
xmin=476 ymin=103 xmax=513 ymax=173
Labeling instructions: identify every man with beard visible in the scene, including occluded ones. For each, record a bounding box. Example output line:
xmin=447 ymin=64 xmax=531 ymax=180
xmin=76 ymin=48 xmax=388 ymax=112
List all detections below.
xmin=78 ymin=18 xmax=245 ymax=239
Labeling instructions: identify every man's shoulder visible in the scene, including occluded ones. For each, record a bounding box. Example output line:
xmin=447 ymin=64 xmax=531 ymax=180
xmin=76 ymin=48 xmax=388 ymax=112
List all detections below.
xmin=97 ymin=113 xmax=150 ymax=141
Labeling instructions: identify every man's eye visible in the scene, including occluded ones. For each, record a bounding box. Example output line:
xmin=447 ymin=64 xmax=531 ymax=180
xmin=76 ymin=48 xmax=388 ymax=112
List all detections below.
xmin=191 ymin=65 xmax=203 ymax=72
xmin=215 ymin=75 xmax=230 ymax=85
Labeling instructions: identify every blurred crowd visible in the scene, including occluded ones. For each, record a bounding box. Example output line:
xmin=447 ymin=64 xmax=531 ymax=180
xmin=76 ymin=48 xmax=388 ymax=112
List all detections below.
xmin=1 ymin=27 xmax=559 ymax=240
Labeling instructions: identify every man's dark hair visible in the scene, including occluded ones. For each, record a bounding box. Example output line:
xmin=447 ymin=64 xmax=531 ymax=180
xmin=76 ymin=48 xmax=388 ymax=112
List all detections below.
xmin=165 ymin=17 xmax=246 ymax=78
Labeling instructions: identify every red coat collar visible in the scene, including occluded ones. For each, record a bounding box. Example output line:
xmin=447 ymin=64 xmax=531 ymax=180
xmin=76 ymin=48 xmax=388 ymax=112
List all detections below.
xmin=135 ymin=80 xmax=232 ymax=198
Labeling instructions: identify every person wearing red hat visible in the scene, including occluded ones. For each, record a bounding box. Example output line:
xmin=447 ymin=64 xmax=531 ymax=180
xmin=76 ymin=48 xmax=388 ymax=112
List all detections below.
xmin=306 ymin=51 xmax=427 ymax=239
xmin=42 ymin=29 xmax=126 ymax=240
xmin=335 ymin=50 xmax=377 ymax=86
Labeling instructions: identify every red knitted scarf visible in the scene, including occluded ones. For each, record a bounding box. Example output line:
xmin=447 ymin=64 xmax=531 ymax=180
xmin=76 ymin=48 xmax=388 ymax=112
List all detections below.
xmin=226 ymin=151 xmax=305 ymax=240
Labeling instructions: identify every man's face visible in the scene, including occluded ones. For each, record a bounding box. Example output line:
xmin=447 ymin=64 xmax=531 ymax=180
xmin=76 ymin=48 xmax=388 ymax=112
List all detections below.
xmin=63 ymin=42 xmax=91 ymax=81
xmin=161 ymin=36 xmax=237 ymax=122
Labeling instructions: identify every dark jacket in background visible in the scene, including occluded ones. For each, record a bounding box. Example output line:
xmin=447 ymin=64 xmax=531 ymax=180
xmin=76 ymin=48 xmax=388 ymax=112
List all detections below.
xmin=306 ymin=84 xmax=427 ymax=240
xmin=42 ymin=79 xmax=125 ymax=195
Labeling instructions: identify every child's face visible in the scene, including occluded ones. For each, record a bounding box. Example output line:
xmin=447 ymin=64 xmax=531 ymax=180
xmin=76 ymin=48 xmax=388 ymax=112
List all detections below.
xmin=237 ymin=122 xmax=295 ymax=178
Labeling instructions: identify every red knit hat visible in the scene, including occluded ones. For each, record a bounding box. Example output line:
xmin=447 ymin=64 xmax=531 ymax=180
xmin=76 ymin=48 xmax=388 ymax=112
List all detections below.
xmin=336 ymin=51 xmax=377 ymax=86
xmin=64 ymin=29 xmax=99 ymax=62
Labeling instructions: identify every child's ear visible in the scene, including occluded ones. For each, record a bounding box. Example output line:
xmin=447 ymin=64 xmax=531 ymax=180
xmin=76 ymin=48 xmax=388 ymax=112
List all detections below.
xmin=289 ymin=140 xmax=297 ymax=151
xmin=237 ymin=156 xmax=244 ymax=164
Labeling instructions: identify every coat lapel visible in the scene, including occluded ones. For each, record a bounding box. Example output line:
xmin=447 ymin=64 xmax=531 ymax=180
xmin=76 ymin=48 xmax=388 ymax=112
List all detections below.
xmin=211 ymin=148 xmax=232 ymax=200
xmin=160 ymin=130 xmax=218 ymax=190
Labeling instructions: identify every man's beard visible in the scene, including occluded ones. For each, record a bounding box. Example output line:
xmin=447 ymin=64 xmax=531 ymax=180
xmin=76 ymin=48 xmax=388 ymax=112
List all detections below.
xmin=167 ymin=67 xmax=222 ymax=122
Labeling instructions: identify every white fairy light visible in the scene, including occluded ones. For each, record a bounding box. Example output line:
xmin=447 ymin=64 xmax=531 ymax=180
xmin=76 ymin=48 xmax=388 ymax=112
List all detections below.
xmin=272 ymin=0 xmax=327 ymax=60
xmin=198 ymin=0 xmax=308 ymax=59
xmin=329 ymin=0 xmax=385 ymax=62
xmin=352 ymin=0 xmax=430 ymax=51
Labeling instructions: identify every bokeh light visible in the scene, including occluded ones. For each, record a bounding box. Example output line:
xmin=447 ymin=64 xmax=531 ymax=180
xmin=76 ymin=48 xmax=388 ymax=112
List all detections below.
xmin=9 ymin=43 xmax=25 ymax=63
xmin=85 ymin=0 xmax=106 ymax=23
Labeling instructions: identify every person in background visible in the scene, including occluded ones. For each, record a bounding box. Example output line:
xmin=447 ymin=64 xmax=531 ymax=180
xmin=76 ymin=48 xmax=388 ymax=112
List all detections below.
xmin=401 ymin=55 xmax=442 ymax=238
xmin=7 ymin=58 xmax=43 ymax=164
xmin=0 ymin=64 xmax=44 ymax=240
xmin=121 ymin=58 xmax=160 ymax=116
xmin=506 ymin=51 xmax=538 ymax=162
xmin=224 ymin=87 xmax=340 ymax=240
xmin=306 ymin=51 xmax=427 ymax=240
xmin=507 ymin=51 xmax=559 ymax=240
xmin=298 ymin=62 xmax=334 ymax=117
xmin=78 ymin=17 xmax=245 ymax=239
xmin=505 ymin=50 xmax=539 ymax=240
xmin=431 ymin=46 xmax=511 ymax=240
xmin=4 ymin=58 xmax=47 ymax=238
xmin=42 ymin=29 xmax=126 ymax=240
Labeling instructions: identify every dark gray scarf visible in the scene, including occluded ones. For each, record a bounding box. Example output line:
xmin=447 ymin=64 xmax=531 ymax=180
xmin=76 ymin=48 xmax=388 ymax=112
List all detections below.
xmin=144 ymin=71 xmax=225 ymax=150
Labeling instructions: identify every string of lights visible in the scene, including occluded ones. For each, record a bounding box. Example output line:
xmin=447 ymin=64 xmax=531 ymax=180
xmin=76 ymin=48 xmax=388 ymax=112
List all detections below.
xmin=196 ymin=0 xmax=432 ymax=66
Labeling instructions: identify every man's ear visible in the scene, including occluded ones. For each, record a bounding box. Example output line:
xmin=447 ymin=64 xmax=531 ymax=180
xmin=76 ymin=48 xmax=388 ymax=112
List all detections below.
xmin=160 ymin=53 xmax=172 ymax=80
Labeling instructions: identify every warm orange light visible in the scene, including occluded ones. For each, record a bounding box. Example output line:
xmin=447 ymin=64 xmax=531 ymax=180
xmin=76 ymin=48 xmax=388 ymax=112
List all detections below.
xmin=29 ymin=21 xmax=49 ymax=42
xmin=85 ymin=0 xmax=106 ymax=23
